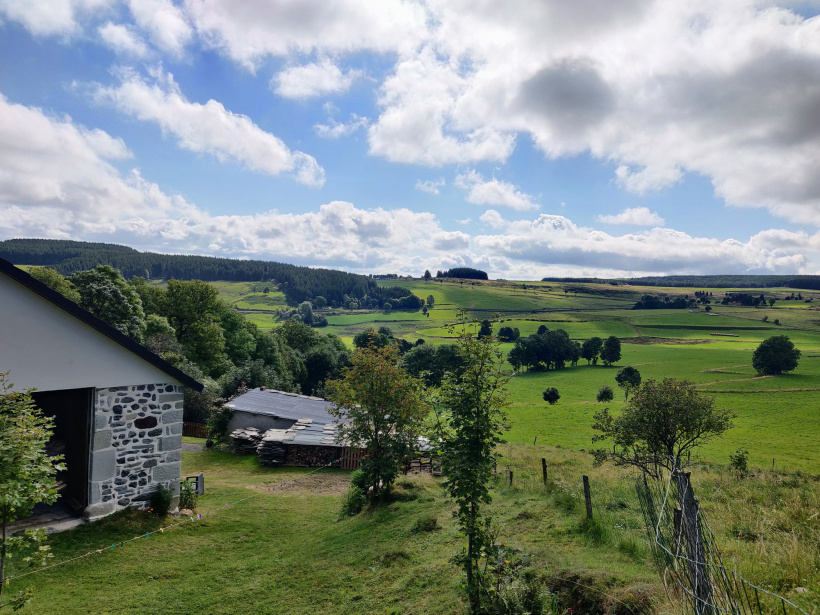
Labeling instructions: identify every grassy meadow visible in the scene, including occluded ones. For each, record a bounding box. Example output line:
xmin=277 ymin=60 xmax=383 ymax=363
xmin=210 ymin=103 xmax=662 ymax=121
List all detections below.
xmin=7 ymin=277 xmax=817 ymax=613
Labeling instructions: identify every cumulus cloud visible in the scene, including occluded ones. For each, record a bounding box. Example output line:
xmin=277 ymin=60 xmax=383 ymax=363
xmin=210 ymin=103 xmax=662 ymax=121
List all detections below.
xmin=94 ymin=68 xmax=325 ymax=186
xmin=128 ymin=0 xmax=192 ymax=57
xmin=314 ymin=113 xmax=368 ymax=139
xmin=479 ymin=209 xmax=507 ymax=229
xmin=597 ymin=207 xmax=665 ymax=226
xmin=415 ymin=179 xmax=445 ymax=195
xmin=0 ymin=0 xmax=111 ymax=37
xmin=274 ymin=59 xmax=362 ymax=99
xmin=455 ymin=170 xmax=539 ymax=211
xmin=98 ymin=22 xmax=149 ymax=57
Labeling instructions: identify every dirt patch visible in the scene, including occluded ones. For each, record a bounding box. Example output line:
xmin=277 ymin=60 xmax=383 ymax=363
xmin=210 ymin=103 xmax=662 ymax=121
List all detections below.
xmin=268 ymin=472 xmax=350 ymax=495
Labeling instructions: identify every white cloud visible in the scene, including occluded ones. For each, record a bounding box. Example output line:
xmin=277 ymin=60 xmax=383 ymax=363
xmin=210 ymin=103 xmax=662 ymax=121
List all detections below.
xmin=597 ymin=207 xmax=665 ymax=226
xmin=415 ymin=179 xmax=445 ymax=195
xmin=128 ymin=0 xmax=192 ymax=57
xmin=0 ymin=0 xmax=111 ymax=37
xmin=94 ymin=68 xmax=325 ymax=186
xmin=273 ymin=59 xmax=361 ymax=99
xmin=455 ymin=170 xmax=539 ymax=211
xmin=314 ymin=113 xmax=368 ymax=139
xmin=479 ymin=209 xmax=507 ymax=229
xmin=98 ymin=22 xmax=149 ymax=57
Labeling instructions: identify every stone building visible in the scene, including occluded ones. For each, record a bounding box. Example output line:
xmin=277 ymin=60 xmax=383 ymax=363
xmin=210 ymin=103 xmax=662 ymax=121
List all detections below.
xmin=0 ymin=258 xmax=202 ymax=520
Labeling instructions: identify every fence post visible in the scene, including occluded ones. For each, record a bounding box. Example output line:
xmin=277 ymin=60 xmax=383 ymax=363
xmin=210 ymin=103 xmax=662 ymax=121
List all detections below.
xmin=583 ymin=475 xmax=593 ymax=519
xmin=509 ymin=470 xmax=513 ymax=486
xmin=541 ymin=458 xmax=547 ymax=484
xmin=674 ymin=469 xmax=713 ymax=615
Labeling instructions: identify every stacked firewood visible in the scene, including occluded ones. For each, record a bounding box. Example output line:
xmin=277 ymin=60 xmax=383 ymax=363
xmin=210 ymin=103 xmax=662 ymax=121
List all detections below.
xmin=257 ymin=429 xmax=289 ymax=466
xmin=285 ymin=444 xmax=339 ymax=467
xmin=230 ymin=427 xmax=262 ymax=454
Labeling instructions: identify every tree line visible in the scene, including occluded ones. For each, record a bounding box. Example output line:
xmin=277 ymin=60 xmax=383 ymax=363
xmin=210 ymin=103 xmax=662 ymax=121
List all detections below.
xmin=542 ymin=273 xmax=820 ymax=290
xmin=507 ymin=324 xmax=621 ymax=372
xmin=0 ymin=238 xmax=417 ymax=307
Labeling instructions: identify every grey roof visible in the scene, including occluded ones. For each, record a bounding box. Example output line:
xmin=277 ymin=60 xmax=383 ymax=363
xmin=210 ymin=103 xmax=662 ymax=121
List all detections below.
xmin=225 ymin=388 xmax=336 ymax=425
xmin=261 ymin=419 xmax=345 ymax=448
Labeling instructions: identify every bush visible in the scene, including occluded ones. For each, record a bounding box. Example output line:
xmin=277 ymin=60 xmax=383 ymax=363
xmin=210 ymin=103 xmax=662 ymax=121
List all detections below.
xmin=339 ymin=486 xmax=366 ymax=518
xmin=542 ymin=388 xmax=560 ymax=405
xmin=596 ymin=385 xmax=614 ymax=403
xmin=729 ymin=448 xmax=749 ymax=478
xmin=179 ymin=480 xmax=198 ymax=510
xmin=149 ymin=484 xmax=174 ymax=516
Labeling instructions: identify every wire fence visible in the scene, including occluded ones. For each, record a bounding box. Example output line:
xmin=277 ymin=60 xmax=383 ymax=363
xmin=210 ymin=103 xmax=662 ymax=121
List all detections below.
xmin=635 ymin=458 xmax=810 ymax=615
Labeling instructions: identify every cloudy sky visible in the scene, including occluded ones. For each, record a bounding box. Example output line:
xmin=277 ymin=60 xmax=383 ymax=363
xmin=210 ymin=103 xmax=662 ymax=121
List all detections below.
xmin=2 ymin=0 xmax=820 ymax=279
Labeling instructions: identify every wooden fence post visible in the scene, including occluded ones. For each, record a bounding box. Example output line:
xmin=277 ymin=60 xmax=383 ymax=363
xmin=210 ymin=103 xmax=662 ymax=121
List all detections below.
xmin=583 ymin=475 xmax=593 ymax=519
xmin=508 ymin=470 xmax=513 ymax=486
xmin=541 ymin=458 xmax=548 ymax=484
xmin=674 ymin=470 xmax=712 ymax=615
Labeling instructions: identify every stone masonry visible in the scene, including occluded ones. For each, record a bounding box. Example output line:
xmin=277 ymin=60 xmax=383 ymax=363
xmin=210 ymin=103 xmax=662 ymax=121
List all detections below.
xmin=85 ymin=382 xmax=184 ymax=519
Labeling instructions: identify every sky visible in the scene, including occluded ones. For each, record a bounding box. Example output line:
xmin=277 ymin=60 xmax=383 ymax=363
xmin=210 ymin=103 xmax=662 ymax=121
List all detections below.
xmin=1 ymin=1 xmax=820 ymax=280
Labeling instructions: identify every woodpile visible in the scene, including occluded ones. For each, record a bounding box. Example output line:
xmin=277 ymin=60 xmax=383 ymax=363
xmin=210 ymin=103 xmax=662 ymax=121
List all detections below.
xmin=285 ymin=445 xmax=339 ymax=467
xmin=230 ymin=427 xmax=262 ymax=454
xmin=257 ymin=429 xmax=289 ymax=466
xmin=407 ymin=458 xmax=442 ymax=476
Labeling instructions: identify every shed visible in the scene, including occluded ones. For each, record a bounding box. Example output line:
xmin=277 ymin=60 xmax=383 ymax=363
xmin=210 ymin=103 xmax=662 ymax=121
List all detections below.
xmin=0 ymin=258 xmax=203 ymax=520
xmin=224 ymin=388 xmax=335 ymax=432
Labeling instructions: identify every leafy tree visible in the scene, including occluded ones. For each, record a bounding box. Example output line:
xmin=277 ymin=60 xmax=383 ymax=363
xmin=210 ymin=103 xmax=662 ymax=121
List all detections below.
xmin=497 ymin=326 xmax=520 ymax=342
xmin=69 ymin=265 xmax=145 ymax=339
xmin=297 ymin=301 xmax=314 ymax=326
xmin=591 ymin=378 xmax=735 ymax=474
xmin=536 ymin=325 xmax=548 ymax=335
xmin=401 ymin=343 xmax=465 ymax=388
xmin=600 ymin=336 xmax=622 ymax=366
xmin=477 ymin=319 xmax=493 ymax=338
xmin=142 ymin=315 xmax=181 ymax=357
xmin=752 ymin=335 xmax=801 ymax=375
xmin=128 ymin=276 xmax=167 ymax=316
xmin=353 ymin=329 xmax=391 ymax=350
xmin=219 ymin=304 xmax=257 ymax=365
xmin=27 ymin=267 xmax=80 ymax=303
xmin=423 ymin=269 xmax=432 ymax=280
xmin=615 ymin=366 xmax=642 ymax=400
xmin=164 ymin=280 xmax=228 ymax=376
xmin=542 ymin=387 xmax=560 ymax=405
xmin=0 ymin=373 xmax=65 ymax=610
xmin=383 ymin=302 xmax=392 ymax=313
xmin=313 ymin=296 xmax=327 ymax=308
xmin=426 ymin=295 xmax=435 ymax=308
xmin=596 ymin=385 xmax=614 ymax=402
xmin=327 ymin=346 xmax=429 ymax=499
xmin=581 ymin=337 xmax=604 ymax=365
xmin=438 ymin=328 xmax=510 ymax=613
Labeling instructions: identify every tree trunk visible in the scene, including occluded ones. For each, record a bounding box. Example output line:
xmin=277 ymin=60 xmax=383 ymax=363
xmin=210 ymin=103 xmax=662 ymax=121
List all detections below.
xmin=673 ymin=470 xmax=712 ymax=615
xmin=0 ymin=504 xmax=7 ymax=598
xmin=467 ymin=501 xmax=477 ymax=614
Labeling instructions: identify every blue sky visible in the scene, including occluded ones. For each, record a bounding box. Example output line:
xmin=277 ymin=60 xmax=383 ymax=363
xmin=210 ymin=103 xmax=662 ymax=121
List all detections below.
xmin=1 ymin=0 xmax=819 ymax=279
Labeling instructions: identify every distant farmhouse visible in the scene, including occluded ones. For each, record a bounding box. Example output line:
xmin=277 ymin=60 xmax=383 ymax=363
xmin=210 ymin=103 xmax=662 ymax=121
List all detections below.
xmin=0 ymin=258 xmax=203 ymax=521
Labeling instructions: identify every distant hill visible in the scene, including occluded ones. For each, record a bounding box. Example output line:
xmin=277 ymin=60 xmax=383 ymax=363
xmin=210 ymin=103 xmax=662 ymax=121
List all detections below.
xmin=436 ymin=267 xmax=489 ymax=280
xmin=542 ymin=274 xmax=820 ymax=291
xmin=0 ymin=238 xmax=418 ymax=307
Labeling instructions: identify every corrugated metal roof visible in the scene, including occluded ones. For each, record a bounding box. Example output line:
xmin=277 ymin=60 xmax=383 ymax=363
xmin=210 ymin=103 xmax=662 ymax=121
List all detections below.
xmin=225 ymin=388 xmax=336 ymax=425
xmin=261 ymin=419 xmax=345 ymax=448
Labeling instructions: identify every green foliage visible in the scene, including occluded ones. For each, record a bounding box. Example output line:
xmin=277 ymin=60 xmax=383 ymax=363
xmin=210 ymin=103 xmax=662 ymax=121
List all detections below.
xmin=438 ymin=325 xmax=510 ymax=613
xmin=327 ymin=346 xmax=429 ymax=498
xmin=592 ymin=378 xmax=735 ymax=473
xmin=69 ymin=265 xmax=145 ymax=340
xmin=497 ymin=326 xmax=520 ymax=342
xmin=206 ymin=402 xmax=233 ymax=443
xmin=27 ymin=266 xmax=80 ymax=303
xmin=614 ymin=366 xmax=641 ymax=401
xmin=401 ymin=343 xmax=465 ymax=387
xmin=0 ymin=374 xmax=64 ymax=607
xmin=752 ymin=335 xmax=801 ymax=375
xmin=149 ymin=485 xmax=174 ymax=517
xmin=596 ymin=385 xmax=614 ymax=403
xmin=478 ymin=319 xmax=493 ymax=338
xmin=338 ymin=486 xmax=367 ymax=518
xmin=729 ymin=448 xmax=749 ymax=478
xmin=411 ymin=515 xmax=441 ymax=533
xmin=542 ymin=388 xmax=560 ymax=405
xmin=178 ymin=480 xmax=198 ymax=511
xmin=599 ymin=336 xmax=621 ymax=366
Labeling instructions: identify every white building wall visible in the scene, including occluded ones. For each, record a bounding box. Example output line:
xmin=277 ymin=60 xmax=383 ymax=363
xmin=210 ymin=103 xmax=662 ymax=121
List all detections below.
xmin=0 ymin=274 xmax=174 ymax=392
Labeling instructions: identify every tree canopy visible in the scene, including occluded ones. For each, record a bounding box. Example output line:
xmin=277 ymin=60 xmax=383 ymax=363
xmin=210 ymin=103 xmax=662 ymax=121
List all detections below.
xmin=600 ymin=336 xmax=622 ymax=366
xmin=752 ymin=335 xmax=801 ymax=375
xmin=615 ymin=366 xmax=642 ymax=400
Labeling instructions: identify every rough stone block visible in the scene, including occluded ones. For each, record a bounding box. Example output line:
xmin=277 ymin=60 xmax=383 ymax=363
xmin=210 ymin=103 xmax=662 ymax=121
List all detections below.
xmin=84 ymin=500 xmax=117 ymax=520
xmin=152 ymin=462 xmax=181 ymax=483
xmin=95 ymin=414 xmax=109 ymax=430
xmin=159 ymin=435 xmax=182 ymax=453
xmin=164 ymin=450 xmax=181 ymax=463
xmin=89 ymin=481 xmax=102 ymax=505
xmin=91 ymin=448 xmax=116 ymax=482
xmin=168 ymin=423 xmax=183 ymax=436
xmin=93 ymin=430 xmax=112 ymax=451
xmin=161 ymin=408 xmax=183 ymax=424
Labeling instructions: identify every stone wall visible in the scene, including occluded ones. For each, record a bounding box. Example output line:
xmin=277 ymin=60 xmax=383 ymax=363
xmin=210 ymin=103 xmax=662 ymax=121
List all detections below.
xmin=85 ymin=382 xmax=183 ymax=519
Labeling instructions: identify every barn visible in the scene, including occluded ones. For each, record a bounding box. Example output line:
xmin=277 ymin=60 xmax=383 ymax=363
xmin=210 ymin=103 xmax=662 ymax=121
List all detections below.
xmin=0 ymin=258 xmax=203 ymax=521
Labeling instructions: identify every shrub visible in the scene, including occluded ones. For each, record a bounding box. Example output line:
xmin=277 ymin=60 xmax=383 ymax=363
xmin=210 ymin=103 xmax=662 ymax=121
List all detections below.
xmin=596 ymin=385 xmax=614 ymax=403
xmin=179 ymin=480 xmax=198 ymax=510
xmin=542 ymin=388 xmax=560 ymax=405
xmin=339 ymin=486 xmax=366 ymax=518
xmin=729 ymin=448 xmax=749 ymax=478
xmin=149 ymin=484 xmax=174 ymax=516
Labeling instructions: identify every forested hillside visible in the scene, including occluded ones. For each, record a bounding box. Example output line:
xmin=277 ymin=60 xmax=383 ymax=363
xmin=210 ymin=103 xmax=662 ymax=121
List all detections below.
xmin=543 ymin=273 xmax=820 ymax=289
xmin=0 ymin=238 xmax=414 ymax=306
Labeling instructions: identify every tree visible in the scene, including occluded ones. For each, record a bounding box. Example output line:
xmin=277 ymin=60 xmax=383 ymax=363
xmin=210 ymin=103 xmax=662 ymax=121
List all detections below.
xmin=426 ymin=295 xmax=435 ymax=308
xmin=477 ymin=319 xmax=493 ymax=338
xmin=615 ymin=366 xmax=641 ymax=401
xmin=0 ymin=373 xmax=65 ymax=609
xmin=69 ymin=265 xmax=145 ymax=340
xmin=581 ymin=337 xmax=603 ymax=365
xmin=600 ymin=336 xmax=621 ymax=366
xmin=596 ymin=385 xmax=614 ymax=402
xmin=542 ymin=387 xmax=560 ymax=405
xmin=27 ymin=267 xmax=80 ymax=303
xmin=591 ymin=378 xmax=735 ymax=474
xmin=327 ymin=346 xmax=429 ymax=499
xmin=438 ymin=329 xmax=509 ymax=613
xmin=297 ymin=301 xmax=314 ymax=326
xmin=423 ymin=269 xmax=432 ymax=280
xmin=752 ymin=335 xmax=801 ymax=375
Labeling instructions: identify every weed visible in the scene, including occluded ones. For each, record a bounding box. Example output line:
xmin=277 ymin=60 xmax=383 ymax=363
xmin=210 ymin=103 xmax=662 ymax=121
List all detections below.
xmin=411 ymin=515 xmax=441 ymax=533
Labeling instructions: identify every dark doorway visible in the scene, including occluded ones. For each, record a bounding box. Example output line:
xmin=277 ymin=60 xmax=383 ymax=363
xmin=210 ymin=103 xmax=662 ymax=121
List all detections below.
xmin=31 ymin=388 xmax=93 ymax=512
